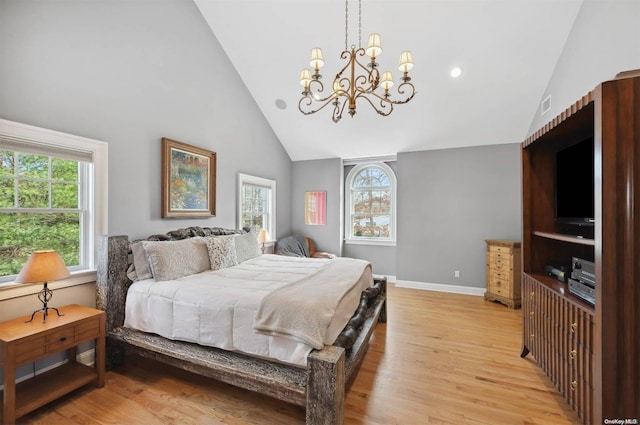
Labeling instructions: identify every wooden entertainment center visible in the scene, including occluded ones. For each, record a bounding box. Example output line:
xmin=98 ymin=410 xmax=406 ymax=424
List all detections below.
xmin=520 ymin=70 xmax=640 ymax=424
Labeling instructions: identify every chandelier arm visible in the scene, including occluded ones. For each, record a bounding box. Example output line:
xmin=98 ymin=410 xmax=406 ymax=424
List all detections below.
xmin=306 ymin=79 xmax=340 ymax=103
xmin=382 ymin=81 xmax=417 ymax=105
xmin=332 ymin=97 xmax=348 ymax=123
xmin=299 ymin=93 xmax=346 ymax=116
xmin=354 ymin=92 xmax=394 ymax=117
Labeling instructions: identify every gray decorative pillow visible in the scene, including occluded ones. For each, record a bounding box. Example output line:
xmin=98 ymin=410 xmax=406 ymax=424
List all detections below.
xmin=234 ymin=231 xmax=262 ymax=263
xmin=129 ymin=241 xmax=152 ymax=281
xmin=143 ymin=237 xmax=210 ymax=281
xmin=204 ymin=235 xmax=238 ymax=271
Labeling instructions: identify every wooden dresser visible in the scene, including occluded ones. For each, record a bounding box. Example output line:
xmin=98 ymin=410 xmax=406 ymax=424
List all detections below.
xmin=484 ymin=240 xmax=521 ymax=309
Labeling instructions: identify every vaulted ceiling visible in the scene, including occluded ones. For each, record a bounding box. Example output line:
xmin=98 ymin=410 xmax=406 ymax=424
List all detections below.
xmin=195 ymin=0 xmax=583 ymax=161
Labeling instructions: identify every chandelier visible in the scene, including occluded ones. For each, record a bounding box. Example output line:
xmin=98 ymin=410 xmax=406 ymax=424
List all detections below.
xmin=298 ymin=0 xmax=416 ymax=123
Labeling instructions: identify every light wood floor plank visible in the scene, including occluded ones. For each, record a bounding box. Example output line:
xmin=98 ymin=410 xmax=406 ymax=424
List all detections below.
xmin=20 ymin=285 xmax=581 ymax=424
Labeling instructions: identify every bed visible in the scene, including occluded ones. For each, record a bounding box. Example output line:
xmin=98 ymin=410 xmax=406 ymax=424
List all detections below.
xmin=96 ymin=226 xmax=386 ymax=425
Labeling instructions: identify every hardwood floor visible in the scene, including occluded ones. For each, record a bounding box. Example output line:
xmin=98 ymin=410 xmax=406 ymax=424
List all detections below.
xmin=21 ymin=285 xmax=581 ymax=424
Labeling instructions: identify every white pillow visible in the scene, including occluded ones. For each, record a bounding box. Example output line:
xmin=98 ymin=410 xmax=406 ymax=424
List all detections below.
xmin=204 ymin=235 xmax=238 ymax=270
xmin=234 ymin=231 xmax=262 ymax=263
xmin=143 ymin=237 xmax=210 ymax=281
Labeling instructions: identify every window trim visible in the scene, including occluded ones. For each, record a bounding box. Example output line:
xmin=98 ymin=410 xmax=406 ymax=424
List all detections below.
xmin=0 ymin=118 xmax=108 ymax=292
xmin=237 ymin=173 xmax=276 ymax=238
xmin=344 ymin=162 xmax=397 ymax=246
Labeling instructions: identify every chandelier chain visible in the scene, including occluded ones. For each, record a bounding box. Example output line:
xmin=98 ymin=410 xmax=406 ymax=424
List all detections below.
xmin=358 ymin=0 xmax=362 ymax=48
xmin=344 ymin=0 xmax=348 ymax=51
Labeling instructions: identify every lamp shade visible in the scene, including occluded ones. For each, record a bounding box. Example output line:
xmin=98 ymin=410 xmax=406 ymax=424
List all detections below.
xmin=398 ymin=51 xmax=414 ymax=72
xmin=365 ymin=33 xmax=382 ymax=58
xmin=15 ymin=250 xmax=70 ymax=284
xmin=309 ymin=48 xmax=325 ymax=70
xmin=381 ymin=71 xmax=394 ymax=90
xmin=257 ymin=229 xmax=270 ymax=244
xmin=299 ymin=69 xmax=312 ymax=87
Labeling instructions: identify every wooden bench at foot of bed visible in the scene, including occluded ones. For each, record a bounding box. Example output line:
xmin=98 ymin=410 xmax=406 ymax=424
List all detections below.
xmin=96 ymin=233 xmax=387 ymax=425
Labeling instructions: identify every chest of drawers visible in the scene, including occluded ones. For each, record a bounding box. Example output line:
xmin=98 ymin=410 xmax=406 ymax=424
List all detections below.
xmin=484 ymin=240 xmax=521 ymax=308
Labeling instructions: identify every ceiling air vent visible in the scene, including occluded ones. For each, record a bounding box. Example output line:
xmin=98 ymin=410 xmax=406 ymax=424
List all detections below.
xmin=541 ymin=95 xmax=551 ymax=115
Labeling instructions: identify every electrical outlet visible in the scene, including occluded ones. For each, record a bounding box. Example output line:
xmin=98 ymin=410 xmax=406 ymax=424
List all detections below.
xmin=454 ymin=270 xmax=460 ymax=278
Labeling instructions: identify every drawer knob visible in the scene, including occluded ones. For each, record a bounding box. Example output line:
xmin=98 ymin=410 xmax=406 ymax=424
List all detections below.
xmin=530 ymin=292 xmax=535 ymax=297
xmin=571 ymin=322 xmax=577 ymax=333
xmin=571 ymin=381 xmax=577 ymax=390
xmin=530 ymin=312 xmax=535 ymax=316
xmin=530 ymin=334 xmax=535 ymax=338
xmin=60 ymin=336 xmax=67 ymax=342
xmin=570 ymin=349 xmax=577 ymax=360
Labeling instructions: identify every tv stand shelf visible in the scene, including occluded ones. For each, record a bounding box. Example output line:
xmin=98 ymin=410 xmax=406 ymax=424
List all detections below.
xmin=533 ymin=231 xmax=595 ymax=246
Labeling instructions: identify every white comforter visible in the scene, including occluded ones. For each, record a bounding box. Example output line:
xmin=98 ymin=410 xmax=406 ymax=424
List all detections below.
xmin=124 ymin=254 xmax=372 ymax=367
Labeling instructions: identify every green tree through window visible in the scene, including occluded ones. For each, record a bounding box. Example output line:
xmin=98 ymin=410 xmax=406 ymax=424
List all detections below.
xmin=0 ymin=151 xmax=82 ymax=277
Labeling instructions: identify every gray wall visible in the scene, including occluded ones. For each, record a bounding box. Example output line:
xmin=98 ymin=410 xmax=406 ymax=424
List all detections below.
xmin=528 ymin=0 xmax=640 ymax=135
xmin=397 ymin=144 xmax=522 ymax=288
xmin=291 ymin=158 xmax=342 ymax=256
xmin=294 ymin=145 xmax=521 ymax=285
xmin=0 ymin=0 xmax=292 ymax=242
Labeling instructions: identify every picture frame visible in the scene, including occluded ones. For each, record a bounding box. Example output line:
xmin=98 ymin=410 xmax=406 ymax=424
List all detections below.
xmin=161 ymin=137 xmax=216 ymax=218
xmin=305 ymin=191 xmax=326 ymax=225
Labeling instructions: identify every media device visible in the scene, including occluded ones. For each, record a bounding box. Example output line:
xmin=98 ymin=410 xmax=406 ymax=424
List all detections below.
xmin=554 ymin=137 xmax=595 ymax=227
xmin=545 ymin=264 xmax=568 ymax=282
xmin=571 ymin=257 xmax=595 ymax=286
xmin=568 ymin=278 xmax=595 ymax=306
xmin=569 ymin=257 xmax=595 ymax=306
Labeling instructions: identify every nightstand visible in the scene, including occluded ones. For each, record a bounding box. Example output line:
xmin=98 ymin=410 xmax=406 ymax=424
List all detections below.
xmin=0 ymin=304 xmax=105 ymax=425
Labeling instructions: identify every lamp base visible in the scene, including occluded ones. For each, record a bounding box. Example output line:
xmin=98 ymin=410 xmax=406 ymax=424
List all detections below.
xmin=25 ymin=306 xmax=63 ymax=323
xmin=24 ymin=281 xmax=64 ymax=323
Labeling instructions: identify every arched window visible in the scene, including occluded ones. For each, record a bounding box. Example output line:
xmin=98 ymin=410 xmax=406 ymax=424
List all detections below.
xmin=345 ymin=162 xmax=396 ymax=245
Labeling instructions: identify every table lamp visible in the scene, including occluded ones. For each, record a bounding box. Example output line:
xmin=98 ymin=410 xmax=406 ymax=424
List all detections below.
xmin=257 ymin=229 xmax=271 ymax=254
xmin=15 ymin=250 xmax=70 ymax=323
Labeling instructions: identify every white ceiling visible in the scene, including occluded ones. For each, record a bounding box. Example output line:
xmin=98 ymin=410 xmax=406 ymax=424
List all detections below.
xmin=195 ymin=0 xmax=583 ymax=161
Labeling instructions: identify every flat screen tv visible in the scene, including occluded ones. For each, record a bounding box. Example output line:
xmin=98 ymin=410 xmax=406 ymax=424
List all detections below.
xmin=554 ymin=137 xmax=595 ymax=227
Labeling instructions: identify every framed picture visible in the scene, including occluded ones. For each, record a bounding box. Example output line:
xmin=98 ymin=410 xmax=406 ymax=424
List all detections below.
xmin=161 ymin=138 xmax=216 ymax=218
xmin=305 ymin=191 xmax=326 ymax=225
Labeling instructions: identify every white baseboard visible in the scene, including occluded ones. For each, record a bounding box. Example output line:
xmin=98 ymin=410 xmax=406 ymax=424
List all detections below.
xmin=374 ymin=274 xmax=396 ymax=283
xmin=394 ymin=279 xmax=485 ymax=296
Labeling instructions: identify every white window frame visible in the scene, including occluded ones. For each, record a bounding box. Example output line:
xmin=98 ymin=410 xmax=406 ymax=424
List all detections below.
xmin=344 ymin=162 xmax=397 ymax=246
xmin=237 ymin=173 xmax=276 ymax=239
xmin=0 ymin=119 xmax=108 ymax=296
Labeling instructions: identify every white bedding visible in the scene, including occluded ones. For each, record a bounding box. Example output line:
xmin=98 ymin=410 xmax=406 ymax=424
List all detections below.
xmin=124 ymin=254 xmax=373 ymax=367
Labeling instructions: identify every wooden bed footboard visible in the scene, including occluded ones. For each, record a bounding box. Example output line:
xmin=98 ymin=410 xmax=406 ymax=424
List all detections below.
xmin=96 ymin=232 xmax=386 ymax=425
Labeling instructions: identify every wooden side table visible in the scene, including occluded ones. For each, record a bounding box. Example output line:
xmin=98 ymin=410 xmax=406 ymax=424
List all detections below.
xmin=0 ymin=304 xmax=105 ymax=425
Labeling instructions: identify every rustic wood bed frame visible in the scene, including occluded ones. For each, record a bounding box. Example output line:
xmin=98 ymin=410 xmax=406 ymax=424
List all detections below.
xmin=95 ymin=227 xmax=387 ymax=425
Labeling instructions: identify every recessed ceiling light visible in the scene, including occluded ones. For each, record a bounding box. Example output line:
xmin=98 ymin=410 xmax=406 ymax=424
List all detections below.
xmin=450 ymin=66 xmax=463 ymax=78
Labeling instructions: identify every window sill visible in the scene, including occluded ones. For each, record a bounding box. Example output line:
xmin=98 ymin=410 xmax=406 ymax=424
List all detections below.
xmin=0 ymin=270 xmax=97 ymax=301
xmin=345 ymin=239 xmax=396 ymax=247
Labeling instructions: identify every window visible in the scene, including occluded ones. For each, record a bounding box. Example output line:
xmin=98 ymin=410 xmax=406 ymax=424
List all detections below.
xmin=0 ymin=119 xmax=108 ymax=285
xmin=345 ymin=162 xmax=396 ymax=245
xmin=237 ymin=173 xmax=276 ymax=237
